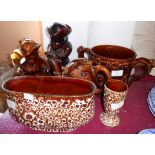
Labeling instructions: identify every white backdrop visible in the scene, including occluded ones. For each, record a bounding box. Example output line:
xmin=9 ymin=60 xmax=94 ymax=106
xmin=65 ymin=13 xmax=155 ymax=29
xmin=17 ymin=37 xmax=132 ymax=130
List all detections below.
xmin=87 ymin=21 xmax=136 ymax=47
xmin=132 ymin=21 xmax=155 ymax=58
xmin=41 ymin=21 xmax=136 ymax=60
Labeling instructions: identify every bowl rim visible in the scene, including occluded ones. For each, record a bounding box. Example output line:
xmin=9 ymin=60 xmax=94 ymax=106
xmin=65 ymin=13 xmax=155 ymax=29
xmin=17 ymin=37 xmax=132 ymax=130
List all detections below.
xmin=2 ymin=76 xmax=97 ymax=98
xmin=91 ymin=44 xmax=137 ymax=61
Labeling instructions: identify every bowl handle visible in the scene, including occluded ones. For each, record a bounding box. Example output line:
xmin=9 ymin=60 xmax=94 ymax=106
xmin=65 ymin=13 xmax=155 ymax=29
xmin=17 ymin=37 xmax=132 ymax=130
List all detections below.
xmin=77 ymin=46 xmax=91 ymax=58
xmin=132 ymin=57 xmax=152 ymax=81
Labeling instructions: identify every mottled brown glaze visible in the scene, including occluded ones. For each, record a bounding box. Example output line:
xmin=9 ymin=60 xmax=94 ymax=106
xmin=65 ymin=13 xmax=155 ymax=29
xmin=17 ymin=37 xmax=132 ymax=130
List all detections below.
xmin=77 ymin=45 xmax=151 ymax=85
xmin=2 ymin=76 xmax=96 ymax=132
xmin=61 ymin=58 xmax=111 ymax=94
xmin=100 ymin=79 xmax=128 ymax=127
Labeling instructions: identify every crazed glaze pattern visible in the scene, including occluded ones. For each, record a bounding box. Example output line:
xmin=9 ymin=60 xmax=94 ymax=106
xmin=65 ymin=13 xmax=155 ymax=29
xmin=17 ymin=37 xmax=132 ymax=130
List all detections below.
xmin=7 ymin=93 xmax=95 ymax=132
xmin=104 ymin=85 xmax=127 ymax=113
xmin=100 ymin=84 xmax=127 ymax=127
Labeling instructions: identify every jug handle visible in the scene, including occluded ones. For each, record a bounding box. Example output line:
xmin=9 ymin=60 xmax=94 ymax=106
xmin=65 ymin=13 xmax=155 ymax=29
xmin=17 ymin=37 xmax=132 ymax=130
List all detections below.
xmin=93 ymin=65 xmax=111 ymax=94
xmin=133 ymin=57 xmax=152 ymax=81
xmin=77 ymin=46 xmax=91 ymax=58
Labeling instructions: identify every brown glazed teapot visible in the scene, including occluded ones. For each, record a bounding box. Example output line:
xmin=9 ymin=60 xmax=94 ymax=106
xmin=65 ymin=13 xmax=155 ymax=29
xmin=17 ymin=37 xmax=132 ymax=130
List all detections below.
xmin=78 ymin=45 xmax=152 ymax=86
xmin=61 ymin=58 xmax=111 ymax=94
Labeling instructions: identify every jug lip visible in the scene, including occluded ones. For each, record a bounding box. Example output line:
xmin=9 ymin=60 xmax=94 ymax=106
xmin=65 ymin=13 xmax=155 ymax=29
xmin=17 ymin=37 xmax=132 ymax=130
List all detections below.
xmin=91 ymin=44 xmax=137 ymax=61
xmin=2 ymin=76 xmax=97 ymax=98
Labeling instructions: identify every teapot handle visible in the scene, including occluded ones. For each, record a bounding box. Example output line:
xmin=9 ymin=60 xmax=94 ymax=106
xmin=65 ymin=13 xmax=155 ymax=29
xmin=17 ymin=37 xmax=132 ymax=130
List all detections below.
xmin=77 ymin=46 xmax=91 ymax=58
xmin=93 ymin=65 xmax=111 ymax=94
xmin=132 ymin=57 xmax=152 ymax=81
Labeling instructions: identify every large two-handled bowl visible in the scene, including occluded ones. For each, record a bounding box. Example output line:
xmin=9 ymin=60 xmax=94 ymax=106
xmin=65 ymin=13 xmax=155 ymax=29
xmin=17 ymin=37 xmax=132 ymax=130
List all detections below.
xmin=78 ymin=45 xmax=151 ymax=85
xmin=2 ymin=76 xmax=96 ymax=132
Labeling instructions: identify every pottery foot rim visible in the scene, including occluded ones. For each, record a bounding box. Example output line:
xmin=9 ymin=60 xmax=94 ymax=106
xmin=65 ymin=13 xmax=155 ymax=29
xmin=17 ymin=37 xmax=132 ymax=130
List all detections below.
xmin=100 ymin=112 xmax=120 ymax=127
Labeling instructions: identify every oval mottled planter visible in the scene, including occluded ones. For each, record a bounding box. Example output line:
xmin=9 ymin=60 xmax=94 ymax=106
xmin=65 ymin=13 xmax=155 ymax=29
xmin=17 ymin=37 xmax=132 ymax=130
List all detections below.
xmin=2 ymin=76 xmax=96 ymax=132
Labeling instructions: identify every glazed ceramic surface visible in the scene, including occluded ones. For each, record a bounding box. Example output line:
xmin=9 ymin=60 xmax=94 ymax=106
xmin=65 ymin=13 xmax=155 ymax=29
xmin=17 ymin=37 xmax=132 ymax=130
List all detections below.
xmin=11 ymin=39 xmax=51 ymax=76
xmin=78 ymin=45 xmax=151 ymax=85
xmin=2 ymin=76 xmax=96 ymax=132
xmin=138 ymin=129 xmax=155 ymax=134
xmin=147 ymin=86 xmax=155 ymax=117
xmin=62 ymin=58 xmax=111 ymax=94
xmin=46 ymin=23 xmax=72 ymax=74
xmin=100 ymin=79 xmax=128 ymax=127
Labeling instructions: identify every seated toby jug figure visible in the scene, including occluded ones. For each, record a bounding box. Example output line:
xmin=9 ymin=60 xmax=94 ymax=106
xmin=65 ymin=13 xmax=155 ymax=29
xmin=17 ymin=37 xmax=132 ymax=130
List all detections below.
xmin=12 ymin=38 xmax=51 ymax=76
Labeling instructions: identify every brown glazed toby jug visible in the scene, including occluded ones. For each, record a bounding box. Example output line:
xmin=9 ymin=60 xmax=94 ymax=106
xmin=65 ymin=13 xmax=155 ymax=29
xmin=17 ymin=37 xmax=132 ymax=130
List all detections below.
xmin=61 ymin=58 xmax=111 ymax=94
xmin=11 ymin=38 xmax=62 ymax=76
xmin=46 ymin=22 xmax=72 ymax=74
xmin=78 ymin=45 xmax=151 ymax=85
xmin=11 ymin=38 xmax=51 ymax=76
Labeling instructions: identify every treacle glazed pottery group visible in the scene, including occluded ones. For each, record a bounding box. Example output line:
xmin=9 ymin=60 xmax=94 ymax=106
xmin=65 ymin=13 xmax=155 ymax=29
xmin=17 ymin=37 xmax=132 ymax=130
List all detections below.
xmin=2 ymin=22 xmax=155 ymax=132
